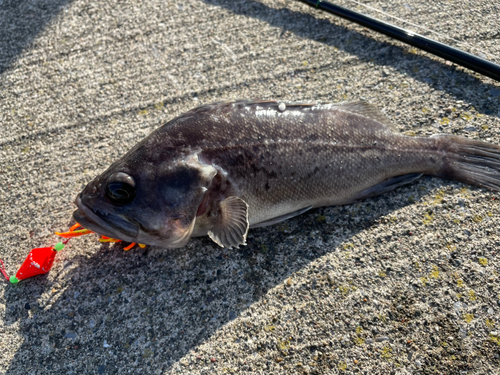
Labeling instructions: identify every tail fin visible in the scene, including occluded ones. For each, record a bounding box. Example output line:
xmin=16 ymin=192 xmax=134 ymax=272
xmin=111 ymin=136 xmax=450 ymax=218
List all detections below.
xmin=434 ymin=134 xmax=500 ymax=191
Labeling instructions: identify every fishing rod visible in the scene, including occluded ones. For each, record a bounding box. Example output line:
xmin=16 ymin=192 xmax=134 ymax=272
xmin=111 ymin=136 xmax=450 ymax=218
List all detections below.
xmin=296 ymin=0 xmax=500 ymax=82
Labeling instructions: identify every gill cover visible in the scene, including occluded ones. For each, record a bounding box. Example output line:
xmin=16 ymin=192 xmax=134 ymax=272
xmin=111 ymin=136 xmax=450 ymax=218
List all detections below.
xmin=188 ymin=156 xmax=250 ymax=249
xmin=167 ymin=154 xmax=218 ymax=247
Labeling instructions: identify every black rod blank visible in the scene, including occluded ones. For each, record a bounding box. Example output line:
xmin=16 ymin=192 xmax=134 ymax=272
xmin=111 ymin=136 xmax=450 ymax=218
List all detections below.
xmin=296 ymin=0 xmax=500 ymax=82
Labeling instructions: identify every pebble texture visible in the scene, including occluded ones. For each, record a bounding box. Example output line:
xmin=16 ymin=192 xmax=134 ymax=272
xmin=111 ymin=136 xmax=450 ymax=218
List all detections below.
xmin=0 ymin=0 xmax=499 ymax=374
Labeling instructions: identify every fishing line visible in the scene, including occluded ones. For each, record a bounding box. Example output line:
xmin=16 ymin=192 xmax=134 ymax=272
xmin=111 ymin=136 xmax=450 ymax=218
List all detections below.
xmin=296 ymin=0 xmax=500 ymax=82
xmin=344 ymin=0 xmax=500 ymax=62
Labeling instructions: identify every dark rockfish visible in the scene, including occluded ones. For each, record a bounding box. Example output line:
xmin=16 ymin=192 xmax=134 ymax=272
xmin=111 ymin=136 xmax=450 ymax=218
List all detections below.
xmin=74 ymin=100 xmax=500 ymax=248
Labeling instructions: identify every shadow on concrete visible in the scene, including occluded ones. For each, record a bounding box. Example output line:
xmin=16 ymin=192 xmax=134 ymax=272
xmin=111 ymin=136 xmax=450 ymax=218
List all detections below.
xmin=0 ymin=0 xmax=75 ymax=74
xmin=1 ymin=1 xmax=498 ymax=373
xmin=3 ymin=177 xmax=432 ymax=374
xmin=200 ymin=0 xmax=500 ymax=115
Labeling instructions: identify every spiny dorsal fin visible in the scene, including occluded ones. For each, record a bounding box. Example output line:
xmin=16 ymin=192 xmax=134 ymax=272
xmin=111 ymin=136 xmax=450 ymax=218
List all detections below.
xmin=208 ymin=196 xmax=249 ymax=249
xmin=337 ymin=101 xmax=397 ymax=131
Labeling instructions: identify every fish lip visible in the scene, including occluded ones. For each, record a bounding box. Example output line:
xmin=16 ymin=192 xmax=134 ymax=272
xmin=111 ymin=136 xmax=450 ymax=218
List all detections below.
xmin=73 ymin=195 xmax=139 ymax=241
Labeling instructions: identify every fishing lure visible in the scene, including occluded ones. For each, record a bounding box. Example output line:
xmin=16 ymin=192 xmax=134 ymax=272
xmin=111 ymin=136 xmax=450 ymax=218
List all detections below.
xmin=0 ymin=223 xmax=145 ymax=283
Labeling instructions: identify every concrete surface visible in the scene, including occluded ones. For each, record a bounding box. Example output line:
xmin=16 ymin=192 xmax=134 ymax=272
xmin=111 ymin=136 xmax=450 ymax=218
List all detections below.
xmin=0 ymin=0 xmax=499 ymax=374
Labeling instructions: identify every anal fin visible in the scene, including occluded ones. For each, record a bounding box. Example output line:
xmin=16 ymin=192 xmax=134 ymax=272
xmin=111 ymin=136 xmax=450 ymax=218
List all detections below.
xmin=353 ymin=173 xmax=423 ymax=201
xmin=250 ymin=206 xmax=312 ymax=228
xmin=208 ymin=196 xmax=249 ymax=249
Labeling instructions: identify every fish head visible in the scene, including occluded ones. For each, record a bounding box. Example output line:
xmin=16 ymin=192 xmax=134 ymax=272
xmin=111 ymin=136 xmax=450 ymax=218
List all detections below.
xmin=73 ymin=152 xmax=216 ymax=248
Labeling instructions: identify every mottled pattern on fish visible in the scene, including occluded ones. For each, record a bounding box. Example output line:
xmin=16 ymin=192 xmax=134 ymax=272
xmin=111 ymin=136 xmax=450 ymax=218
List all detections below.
xmin=74 ymin=100 xmax=500 ymax=249
xmin=132 ymin=101 xmax=439 ymax=222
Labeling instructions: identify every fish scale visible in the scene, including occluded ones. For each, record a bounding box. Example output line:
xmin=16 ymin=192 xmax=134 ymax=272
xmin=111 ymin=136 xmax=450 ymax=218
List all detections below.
xmin=73 ymin=100 xmax=500 ymax=249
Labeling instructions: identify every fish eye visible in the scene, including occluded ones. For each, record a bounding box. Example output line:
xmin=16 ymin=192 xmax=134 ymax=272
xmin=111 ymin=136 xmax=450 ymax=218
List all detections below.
xmin=105 ymin=172 xmax=136 ymax=205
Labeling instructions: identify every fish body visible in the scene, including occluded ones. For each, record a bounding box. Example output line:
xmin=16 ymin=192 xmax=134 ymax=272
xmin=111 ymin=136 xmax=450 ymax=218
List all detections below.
xmin=74 ymin=100 xmax=500 ymax=248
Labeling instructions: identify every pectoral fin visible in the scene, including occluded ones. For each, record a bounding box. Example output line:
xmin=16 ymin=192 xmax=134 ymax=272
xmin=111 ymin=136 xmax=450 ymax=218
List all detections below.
xmin=208 ymin=196 xmax=249 ymax=249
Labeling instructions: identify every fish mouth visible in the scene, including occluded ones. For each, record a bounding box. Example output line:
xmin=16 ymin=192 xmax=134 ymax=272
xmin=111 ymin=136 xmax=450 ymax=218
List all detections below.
xmin=73 ymin=195 xmax=139 ymax=242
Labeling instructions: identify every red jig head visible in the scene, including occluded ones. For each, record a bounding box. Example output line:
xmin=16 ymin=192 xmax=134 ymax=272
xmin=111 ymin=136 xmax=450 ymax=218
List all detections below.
xmin=9 ymin=242 xmax=65 ymax=283
xmin=0 ymin=222 xmax=146 ymax=283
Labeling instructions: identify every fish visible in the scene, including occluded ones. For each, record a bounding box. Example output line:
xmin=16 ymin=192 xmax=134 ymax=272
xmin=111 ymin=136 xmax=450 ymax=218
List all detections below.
xmin=73 ymin=100 xmax=500 ymax=249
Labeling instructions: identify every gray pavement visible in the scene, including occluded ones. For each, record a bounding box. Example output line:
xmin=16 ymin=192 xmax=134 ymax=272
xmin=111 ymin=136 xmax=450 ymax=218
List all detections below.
xmin=0 ymin=0 xmax=499 ymax=373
